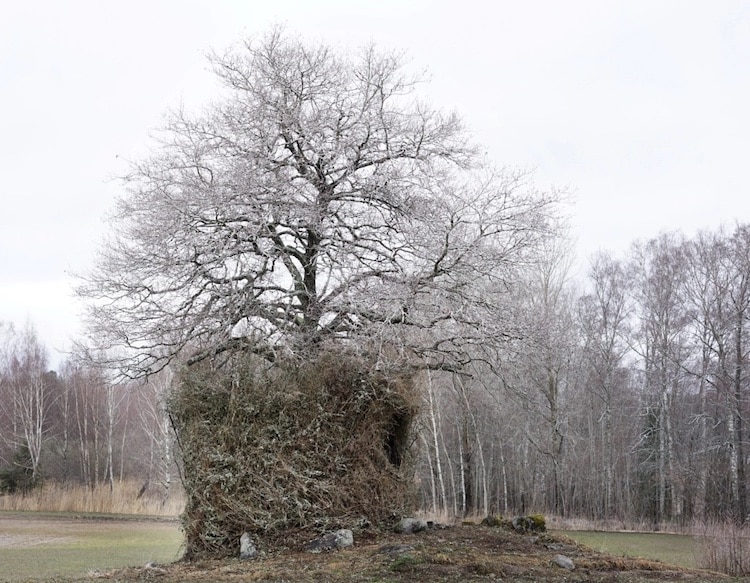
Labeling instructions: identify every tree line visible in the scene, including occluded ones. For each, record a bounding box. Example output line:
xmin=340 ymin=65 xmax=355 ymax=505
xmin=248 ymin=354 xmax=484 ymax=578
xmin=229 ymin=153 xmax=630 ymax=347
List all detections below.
xmin=0 ymin=323 xmax=174 ymax=498
xmin=416 ymin=225 xmax=750 ymax=525
xmin=3 ymin=223 xmax=748 ymax=527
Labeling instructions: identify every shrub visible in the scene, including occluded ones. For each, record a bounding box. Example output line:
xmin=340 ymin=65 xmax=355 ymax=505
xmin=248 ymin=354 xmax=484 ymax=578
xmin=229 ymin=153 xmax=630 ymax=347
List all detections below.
xmin=170 ymin=349 xmax=418 ymax=558
xmin=695 ymin=520 xmax=750 ymax=576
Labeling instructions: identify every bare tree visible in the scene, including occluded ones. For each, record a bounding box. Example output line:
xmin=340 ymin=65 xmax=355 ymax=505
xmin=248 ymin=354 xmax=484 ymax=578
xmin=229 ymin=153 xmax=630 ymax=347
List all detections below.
xmin=77 ymin=29 xmax=561 ymax=379
xmin=725 ymin=225 xmax=750 ymax=521
xmin=578 ymin=251 xmax=632 ymax=518
xmin=137 ymin=368 xmax=176 ymax=501
xmin=0 ymin=322 xmax=54 ymax=483
xmin=630 ymin=234 xmax=692 ymax=523
xmin=682 ymin=230 xmax=727 ymax=520
xmin=73 ymin=31 xmax=563 ymax=557
xmin=60 ymin=363 xmax=107 ymax=488
xmin=499 ymin=233 xmax=577 ymax=515
xmin=420 ymin=369 xmax=449 ymax=514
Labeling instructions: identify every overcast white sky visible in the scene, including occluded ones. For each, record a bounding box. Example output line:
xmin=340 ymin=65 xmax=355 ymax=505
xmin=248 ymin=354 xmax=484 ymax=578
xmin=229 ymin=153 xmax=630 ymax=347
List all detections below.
xmin=2 ymin=0 xmax=750 ymax=365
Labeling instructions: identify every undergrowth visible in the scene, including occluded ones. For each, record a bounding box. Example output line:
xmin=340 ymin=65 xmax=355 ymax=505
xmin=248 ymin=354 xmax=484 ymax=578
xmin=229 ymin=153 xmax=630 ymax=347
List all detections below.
xmin=694 ymin=520 xmax=750 ymax=576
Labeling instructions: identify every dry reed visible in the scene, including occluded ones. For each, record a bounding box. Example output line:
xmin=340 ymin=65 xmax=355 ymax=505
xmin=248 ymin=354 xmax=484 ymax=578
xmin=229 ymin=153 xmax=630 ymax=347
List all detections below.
xmin=0 ymin=480 xmax=185 ymax=517
xmin=546 ymin=514 xmax=692 ymax=534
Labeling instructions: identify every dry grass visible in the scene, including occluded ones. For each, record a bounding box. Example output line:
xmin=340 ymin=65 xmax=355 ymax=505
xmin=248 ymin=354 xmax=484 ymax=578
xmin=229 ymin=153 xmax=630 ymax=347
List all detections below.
xmin=80 ymin=522 xmax=727 ymax=582
xmin=0 ymin=480 xmax=185 ymax=517
xmin=694 ymin=520 xmax=750 ymax=576
xmin=547 ymin=514 xmax=694 ymax=534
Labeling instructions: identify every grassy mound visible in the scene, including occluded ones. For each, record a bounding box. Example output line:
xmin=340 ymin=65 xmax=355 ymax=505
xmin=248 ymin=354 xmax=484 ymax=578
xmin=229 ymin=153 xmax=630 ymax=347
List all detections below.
xmin=87 ymin=523 xmax=727 ymax=582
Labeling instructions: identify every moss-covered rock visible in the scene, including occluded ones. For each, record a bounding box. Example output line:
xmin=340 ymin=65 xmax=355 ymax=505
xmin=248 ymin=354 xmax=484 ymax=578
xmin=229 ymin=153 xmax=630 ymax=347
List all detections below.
xmin=480 ymin=515 xmax=503 ymax=527
xmin=528 ymin=514 xmax=547 ymax=532
xmin=512 ymin=514 xmax=546 ymax=533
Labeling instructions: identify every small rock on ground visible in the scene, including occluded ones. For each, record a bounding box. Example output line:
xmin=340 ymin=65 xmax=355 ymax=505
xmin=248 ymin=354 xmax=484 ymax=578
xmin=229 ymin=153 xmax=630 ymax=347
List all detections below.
xmin=304 ymin=529 xmax=354 ymax=553
xmin=552 ymin=553 xmax=575 ymax=570
xmin=240 ymin=532 xmax=259 ymax=560
xmin=394 ymin=517 xmax=428 ymax=534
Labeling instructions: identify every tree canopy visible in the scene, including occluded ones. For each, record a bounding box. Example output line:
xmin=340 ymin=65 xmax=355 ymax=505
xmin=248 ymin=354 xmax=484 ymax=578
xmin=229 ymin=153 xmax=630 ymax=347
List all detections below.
xmin=78 ymin=30 xmax=561 ymax=379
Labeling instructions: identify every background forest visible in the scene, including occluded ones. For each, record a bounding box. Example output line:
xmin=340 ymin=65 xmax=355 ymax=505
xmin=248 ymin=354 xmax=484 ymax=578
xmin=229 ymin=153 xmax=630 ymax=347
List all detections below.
xmin=2 ymin=223 xmax=749 ymax=527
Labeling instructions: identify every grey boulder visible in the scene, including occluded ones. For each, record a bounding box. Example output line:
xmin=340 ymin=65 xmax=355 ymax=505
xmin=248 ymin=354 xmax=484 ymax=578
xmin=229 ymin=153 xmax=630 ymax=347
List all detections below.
xmin=239 ymin=532 xmax=259 ymax=560
xmin=394 ymin=517 xmax=428 ymax=534
xmin=552 ymin=554 xmax=575 ymax=570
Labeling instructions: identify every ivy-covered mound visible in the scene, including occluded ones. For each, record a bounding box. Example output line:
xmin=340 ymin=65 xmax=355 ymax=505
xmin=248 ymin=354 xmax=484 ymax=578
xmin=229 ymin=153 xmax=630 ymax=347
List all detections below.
xmin=170 ymin=351 xmax=417 ymax=559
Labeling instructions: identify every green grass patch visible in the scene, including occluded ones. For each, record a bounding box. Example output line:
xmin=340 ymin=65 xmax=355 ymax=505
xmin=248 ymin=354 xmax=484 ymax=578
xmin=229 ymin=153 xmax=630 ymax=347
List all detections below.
xmin=0 ymin=513 xmax=183 ymax=581
xmin=560 ymin=530 xmax=697 ymax=569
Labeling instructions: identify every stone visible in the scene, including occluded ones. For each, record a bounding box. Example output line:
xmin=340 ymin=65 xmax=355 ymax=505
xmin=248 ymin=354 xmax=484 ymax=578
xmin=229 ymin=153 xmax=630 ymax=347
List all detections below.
xmin=304 ymin=533 xmax=337 ymax=553
xmin=304 ymin=529 xmax=354 ymax=553
xmin=143 ymin=562 xmax=167 ymax=575
xmin=355 ymin=517 xmax=372 ymax=529
xmin=551 ymin=554 xmax=575 ymax=570
xmin=239 ymin=532 xmax=259 ymax=560
xmin=511 ymin=515 xmax=545 ymax=533
xmin=333 ymin=528 xmax=354 ymax=549
xmin=394 ymin=517 xmax=428 ymax=534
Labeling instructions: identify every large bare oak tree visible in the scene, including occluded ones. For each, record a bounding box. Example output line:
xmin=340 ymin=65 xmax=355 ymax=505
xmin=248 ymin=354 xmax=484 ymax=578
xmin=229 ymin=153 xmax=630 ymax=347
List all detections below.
xmin=77 ymin=30 xmax=561 ymax=379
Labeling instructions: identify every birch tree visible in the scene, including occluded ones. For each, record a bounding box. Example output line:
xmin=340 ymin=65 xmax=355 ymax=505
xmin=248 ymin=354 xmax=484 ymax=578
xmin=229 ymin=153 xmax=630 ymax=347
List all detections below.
xmin=59 ymin=363 xmax=107 ymax=487
xmin=137 ymin=368 xmax=176 ymax=501
xmin=725 ymin=225 xmax=750 ymax=521
xmin=0 ymin=323 xmax=53 ymax=484
xmin=630 ymin=234 xmax=691 ymax=523
xmin=683 ymin=231 xmax=727 ymax=520
xmin=578 ymin=252 xmax=632 ymax=518
xmin=504 ymin=234 xmax=577 ymax=515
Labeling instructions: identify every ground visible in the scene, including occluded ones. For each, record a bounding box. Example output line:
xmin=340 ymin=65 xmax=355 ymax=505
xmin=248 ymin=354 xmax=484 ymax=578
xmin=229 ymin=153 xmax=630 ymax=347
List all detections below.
xmin=78 ymin=523 xmax=729 ymax=583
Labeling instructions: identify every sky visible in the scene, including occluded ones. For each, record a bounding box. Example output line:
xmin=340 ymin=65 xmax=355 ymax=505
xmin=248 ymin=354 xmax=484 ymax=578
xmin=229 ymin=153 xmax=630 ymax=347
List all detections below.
xmin=2 ymin=0 xmax=750 ymax=366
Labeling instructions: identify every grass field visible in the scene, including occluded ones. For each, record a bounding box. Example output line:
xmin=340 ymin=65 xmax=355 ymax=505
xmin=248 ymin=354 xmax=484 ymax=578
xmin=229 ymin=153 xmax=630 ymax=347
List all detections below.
xmin=561 ymin=529 xmax=697 ymax=569
xmin=0 ymin=512 xmax=183 ymax=581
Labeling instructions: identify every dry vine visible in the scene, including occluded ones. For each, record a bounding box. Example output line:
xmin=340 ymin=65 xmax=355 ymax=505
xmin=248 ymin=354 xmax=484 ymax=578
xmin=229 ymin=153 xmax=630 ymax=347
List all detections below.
xmin=170 ymin=350 xmax=418 ymax=558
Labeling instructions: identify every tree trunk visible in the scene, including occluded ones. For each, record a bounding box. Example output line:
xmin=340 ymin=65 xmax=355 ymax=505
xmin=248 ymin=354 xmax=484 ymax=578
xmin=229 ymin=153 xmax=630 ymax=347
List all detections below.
xmin=425 ymin=373 xmax=447 ymax=513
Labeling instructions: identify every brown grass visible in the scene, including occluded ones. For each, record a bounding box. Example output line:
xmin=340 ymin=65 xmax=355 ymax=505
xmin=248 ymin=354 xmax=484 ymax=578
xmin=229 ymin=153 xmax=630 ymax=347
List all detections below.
xmin=0 ymin=480 xmax=185 ymax=517
xmin=694 ymin=520 xmax=750 ymax=576
xmin=547 ymin=514 xmax=693 ymax=534
xmin=79 ymin=523 xmax=727 ymax=582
